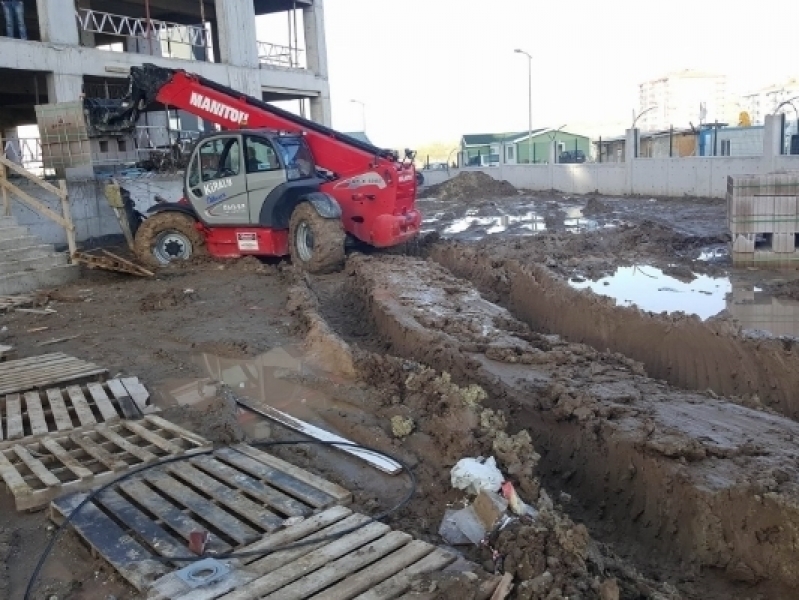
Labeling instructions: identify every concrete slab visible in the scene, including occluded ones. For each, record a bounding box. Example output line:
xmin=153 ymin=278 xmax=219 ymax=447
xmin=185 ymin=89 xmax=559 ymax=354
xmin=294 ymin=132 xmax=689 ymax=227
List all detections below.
xmin=0 ymin=254 xmax=68 ymax=275
xmin=0 ymin=264 xmax=79 ymax=296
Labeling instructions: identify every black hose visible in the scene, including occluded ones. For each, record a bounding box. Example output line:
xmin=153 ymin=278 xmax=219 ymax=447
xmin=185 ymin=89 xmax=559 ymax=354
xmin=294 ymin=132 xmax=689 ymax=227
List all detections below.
xmin=24 ymin=439 xmax=416 ymax=600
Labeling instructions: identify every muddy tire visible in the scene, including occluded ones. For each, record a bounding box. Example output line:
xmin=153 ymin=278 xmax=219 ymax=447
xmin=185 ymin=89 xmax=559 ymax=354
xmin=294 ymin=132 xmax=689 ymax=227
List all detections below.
xmin=289 ymin=202 xmax=345 ymax=274
xmin=133 ymin=212 xmax=206 ymax=268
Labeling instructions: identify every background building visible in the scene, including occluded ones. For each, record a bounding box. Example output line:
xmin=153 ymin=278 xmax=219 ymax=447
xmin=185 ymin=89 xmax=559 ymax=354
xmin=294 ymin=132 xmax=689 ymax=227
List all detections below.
xmin=460 ymin=129 xmax=590 ymax=166
xmin=638 ymin=70 xmax=727 ymax=132
xmin=739 ymin=79 xmax=799 ymax=125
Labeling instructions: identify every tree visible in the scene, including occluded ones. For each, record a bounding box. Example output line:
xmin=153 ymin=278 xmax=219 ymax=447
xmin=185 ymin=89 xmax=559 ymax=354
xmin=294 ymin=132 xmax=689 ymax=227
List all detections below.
xmin=738 ymin=111 xmax=752 ymax=127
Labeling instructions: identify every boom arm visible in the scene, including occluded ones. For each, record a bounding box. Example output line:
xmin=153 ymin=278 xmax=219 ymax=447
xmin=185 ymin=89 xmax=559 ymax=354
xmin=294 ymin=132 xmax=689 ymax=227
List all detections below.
xmin=107 ymin=64 xmax=401 ymax=178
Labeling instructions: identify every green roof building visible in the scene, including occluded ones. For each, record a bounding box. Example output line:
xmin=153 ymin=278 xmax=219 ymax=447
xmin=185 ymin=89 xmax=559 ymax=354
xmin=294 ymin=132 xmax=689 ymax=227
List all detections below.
xmin=460 ymin=129 xmax=590 ymax=165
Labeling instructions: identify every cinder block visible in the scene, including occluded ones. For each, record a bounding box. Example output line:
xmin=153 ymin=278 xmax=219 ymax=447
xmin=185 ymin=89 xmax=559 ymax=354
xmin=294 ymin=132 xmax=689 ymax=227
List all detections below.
xmin=774 ymin=233 xmax=795 ymax=253
xmin=754 ymin=196 xmax=775 ymax=216
xmin=775 ymin=196 xmax=797 ymax=216
xmin=732 ymin=233 xmax=755 ymax=253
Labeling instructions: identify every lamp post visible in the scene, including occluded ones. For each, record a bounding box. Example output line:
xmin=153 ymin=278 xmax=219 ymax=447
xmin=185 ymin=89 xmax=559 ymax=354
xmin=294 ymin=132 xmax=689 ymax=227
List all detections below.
xmin=514 ymin=49 xmax=532 ymax=163
xmin=350 ymin=99 xmax=366 ymax=133
xmin=774 ymin=96 xmax=799 ymax=155
xmin=631 ymin=106 xmax=657 ymax=158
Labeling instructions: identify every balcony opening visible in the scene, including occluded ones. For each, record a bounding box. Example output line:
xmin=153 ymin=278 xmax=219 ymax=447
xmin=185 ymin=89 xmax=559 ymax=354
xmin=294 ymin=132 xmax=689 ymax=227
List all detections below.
xmin=256 ymin=3 xmax=308 ymax=69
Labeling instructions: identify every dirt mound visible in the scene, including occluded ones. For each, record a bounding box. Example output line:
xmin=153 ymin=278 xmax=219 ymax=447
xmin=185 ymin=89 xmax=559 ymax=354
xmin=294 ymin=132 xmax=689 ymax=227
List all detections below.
xmin=581 ymin=197 xmax=611 ymax=215
xmin=421 ymin=172 xmax=518 ymax=201
xmin=139 ymin=287 xmax=195 ymax=311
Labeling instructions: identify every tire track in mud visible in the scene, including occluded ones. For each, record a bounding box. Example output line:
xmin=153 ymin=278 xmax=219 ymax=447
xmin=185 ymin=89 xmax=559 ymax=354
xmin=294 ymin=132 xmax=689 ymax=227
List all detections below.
xmin=346 ymin=253 xmax=799 ymax=596
xmin=430 ymin=243 xmax=799 ymax=420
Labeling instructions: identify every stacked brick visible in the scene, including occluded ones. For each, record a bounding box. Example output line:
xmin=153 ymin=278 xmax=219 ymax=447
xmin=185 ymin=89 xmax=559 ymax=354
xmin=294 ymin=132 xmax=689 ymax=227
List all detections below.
xmin=727 ymin=174 xmax=799 ymax=264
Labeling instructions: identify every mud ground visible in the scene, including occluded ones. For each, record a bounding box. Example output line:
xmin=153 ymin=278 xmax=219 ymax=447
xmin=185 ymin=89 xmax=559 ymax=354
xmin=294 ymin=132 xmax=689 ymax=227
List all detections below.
xmin=3 ymin=181 xmax=799 ymax=599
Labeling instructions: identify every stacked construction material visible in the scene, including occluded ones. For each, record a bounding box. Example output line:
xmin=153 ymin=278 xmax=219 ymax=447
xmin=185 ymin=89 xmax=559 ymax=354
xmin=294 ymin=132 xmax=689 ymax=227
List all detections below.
xmin=728 ymin=173 xmax=799 ymax=265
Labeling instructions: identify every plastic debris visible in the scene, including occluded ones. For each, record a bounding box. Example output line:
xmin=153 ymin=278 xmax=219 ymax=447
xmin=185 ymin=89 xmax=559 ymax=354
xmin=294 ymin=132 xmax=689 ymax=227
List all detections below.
xmin=451 ymin=456 xmax=503 ymax=495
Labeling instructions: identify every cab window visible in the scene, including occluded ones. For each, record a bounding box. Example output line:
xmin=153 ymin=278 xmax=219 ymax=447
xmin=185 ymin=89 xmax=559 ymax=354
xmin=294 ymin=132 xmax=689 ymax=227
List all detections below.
xmin=194 ymin=137 xmax=241 ymax=183
xmin=245 ymin=137 xmax=281 ymax=173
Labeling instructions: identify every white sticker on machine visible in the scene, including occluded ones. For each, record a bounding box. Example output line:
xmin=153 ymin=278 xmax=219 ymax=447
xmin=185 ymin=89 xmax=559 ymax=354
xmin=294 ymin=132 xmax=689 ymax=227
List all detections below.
xmin=237 ymin=232 xmax=259 ymax=251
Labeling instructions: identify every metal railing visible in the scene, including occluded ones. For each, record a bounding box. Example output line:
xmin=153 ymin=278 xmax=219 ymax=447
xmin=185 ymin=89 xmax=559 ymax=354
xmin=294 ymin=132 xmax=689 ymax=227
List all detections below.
xmin=257 ymin=41 xmax=304 ymax=68
xmin=75 ymin=8 xmax=212 ymax=61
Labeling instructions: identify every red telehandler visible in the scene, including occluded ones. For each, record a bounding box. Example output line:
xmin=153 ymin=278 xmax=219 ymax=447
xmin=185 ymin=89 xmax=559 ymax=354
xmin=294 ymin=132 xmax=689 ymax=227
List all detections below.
xmin=102 ymin=64 xmax=422 ymax=273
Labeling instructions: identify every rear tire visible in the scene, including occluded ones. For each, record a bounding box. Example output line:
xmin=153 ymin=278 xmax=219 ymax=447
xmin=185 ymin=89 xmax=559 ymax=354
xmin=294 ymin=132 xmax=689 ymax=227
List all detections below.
xmin=289 ymin=202 xmax=345 ymax=274
xmin=134 ymin=212 xmax=206 ymax=268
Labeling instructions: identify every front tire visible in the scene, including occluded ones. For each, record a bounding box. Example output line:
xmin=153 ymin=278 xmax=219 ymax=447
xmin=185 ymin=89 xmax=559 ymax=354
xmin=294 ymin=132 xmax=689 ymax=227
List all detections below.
xmin=134 ymin=212 xmax=206 ymax=267
xmin=289 ymin=202 xmax=345 ymax=274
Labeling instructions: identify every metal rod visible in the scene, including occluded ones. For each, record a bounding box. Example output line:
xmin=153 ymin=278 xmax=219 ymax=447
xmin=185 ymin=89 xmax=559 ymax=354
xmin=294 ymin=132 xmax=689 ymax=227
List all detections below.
xmin=145 ymin=0 xmax=153 ymax=55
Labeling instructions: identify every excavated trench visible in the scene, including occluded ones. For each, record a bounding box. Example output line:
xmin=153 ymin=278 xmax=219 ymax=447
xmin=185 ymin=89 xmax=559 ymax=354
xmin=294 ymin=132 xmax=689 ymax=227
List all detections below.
xmin=339 ymin=253 xmax=799 ymax=597
xmin=428 ymin=242 xmax=799 ymax=422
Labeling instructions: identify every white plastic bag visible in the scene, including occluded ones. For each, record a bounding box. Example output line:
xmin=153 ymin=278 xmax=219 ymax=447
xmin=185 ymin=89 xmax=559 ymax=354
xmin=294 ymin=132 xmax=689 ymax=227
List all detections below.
xmin=451 ymin=456 xmax=503 ymax=495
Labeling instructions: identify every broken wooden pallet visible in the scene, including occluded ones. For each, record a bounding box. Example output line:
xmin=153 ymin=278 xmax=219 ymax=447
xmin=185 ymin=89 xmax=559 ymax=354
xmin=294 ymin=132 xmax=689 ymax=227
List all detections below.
xmin=147 ymin=505 xmax=463 ymax=600
xmin=0 ymin=377 xmax=155 ymax=445
xmin=50 ymin=444 xmax=353 ymax=591
xmin=0 ymin=353 xmax=107 ymax=396
xmin=2 ymin=415 xmax=210 ymax=511
xmin=73 ymin=249 xmax=154 ymax=277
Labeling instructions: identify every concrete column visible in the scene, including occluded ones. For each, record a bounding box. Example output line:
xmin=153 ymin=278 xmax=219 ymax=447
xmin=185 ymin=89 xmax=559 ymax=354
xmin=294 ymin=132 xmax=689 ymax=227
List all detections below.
xmin=214 ymin=0 xmax=258 ymax=68
xmin=36 ymin=0 xmax=80 ymax=45
xmin=75 ymin=0 xmax=94 ymax=47
xmin=46 ymin=74 xmax=83 ymax=103
xmin=625 ymin=128 xmax=637 ymax=194
xmin=762 ymin=114 xmax=783 ymax=173
xmin=309 ymin=92 xmax=332 ymax=127
xmin=304 ymin=0 xmax=332 ymax=126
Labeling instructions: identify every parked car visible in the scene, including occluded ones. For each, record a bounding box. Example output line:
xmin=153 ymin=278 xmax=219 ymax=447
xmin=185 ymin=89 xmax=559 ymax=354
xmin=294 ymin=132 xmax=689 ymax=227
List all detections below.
xmin=424 ymin=162 xmax=448 ymax=171
xmin=559 ymin=150 xmax=586 ymax=164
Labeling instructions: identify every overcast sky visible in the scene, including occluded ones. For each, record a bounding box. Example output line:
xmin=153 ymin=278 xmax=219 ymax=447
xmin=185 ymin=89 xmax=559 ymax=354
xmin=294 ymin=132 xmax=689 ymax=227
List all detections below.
xmin=264 ymin=0 xmax=796 ymax=148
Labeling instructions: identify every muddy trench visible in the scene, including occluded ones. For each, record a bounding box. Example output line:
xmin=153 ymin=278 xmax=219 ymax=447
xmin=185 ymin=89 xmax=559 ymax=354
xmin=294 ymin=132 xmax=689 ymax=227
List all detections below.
xmin=428 ymin=242 xmax=799 ymax=421
xmin=314 ymin=253 xmax=799 ymax=599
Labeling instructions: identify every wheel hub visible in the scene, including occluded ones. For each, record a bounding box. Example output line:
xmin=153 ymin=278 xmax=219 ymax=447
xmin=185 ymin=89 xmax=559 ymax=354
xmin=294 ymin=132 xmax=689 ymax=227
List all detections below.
xmin=154 ymin=231 xmax=193 ymax=264
xmin=296 ymin=221 xmax=315 ymax=262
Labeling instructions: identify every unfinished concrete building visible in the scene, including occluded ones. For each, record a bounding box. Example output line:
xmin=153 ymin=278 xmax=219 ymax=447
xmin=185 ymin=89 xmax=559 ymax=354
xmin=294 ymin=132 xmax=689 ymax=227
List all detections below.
xmin=0 ymin=0 xmax=331 ymax=174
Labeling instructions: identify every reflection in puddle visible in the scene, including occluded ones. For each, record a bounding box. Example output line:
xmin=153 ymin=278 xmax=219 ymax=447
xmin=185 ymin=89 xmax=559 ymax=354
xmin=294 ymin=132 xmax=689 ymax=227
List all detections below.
xmin=570 ymin=266 xmax=731 ymax=320
xmin=570 ymin=266 xmax=799 ymax=338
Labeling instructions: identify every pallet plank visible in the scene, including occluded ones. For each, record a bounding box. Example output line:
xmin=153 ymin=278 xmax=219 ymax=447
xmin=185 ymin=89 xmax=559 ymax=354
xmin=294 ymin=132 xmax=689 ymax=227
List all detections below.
xmin=122 ymin=421 xmax=183 ymax=454
xmin=13 ymin=445 xmax=61 ymax=487
xmin=0 ymin=365 xmax=107 ymax=394
xmin=143 ymin=471 xmax=260 ymax=546
xmin=95 ymin=488 xmax=188 ymax=559
xmin=52 ymin=493 xmax=169 ymax=591
xmin=107 ymin=379 xmax=142 ymax=419
xmin=117 ymin=478 xmax=230 ymax=553
xmin=165 ymin=462 xmax=284 ymax=532
xmin=0 ymin=449 xmax=30 ymax=497
xmin=219 ymin=522 xmax=390 ymax=600
xmin=308 ymin=539 xmax=434 ymax=600
xmin=86 ymin=382 xmax=121 ymax=422
xmin=145 ymin=415 xmax=209 ymax=447
xmin=6 ymin=394 xmax=23 ymax=439
xmin=70 ymin=432 xmax=129 ymax=471
xmin=214 ymin=448 xmax=327 ymax=513
xmin=46 ymin=388 xmax=74 ymax=431
xmin=23 ymin=391 xmax=49 ymax=436
xmin=234 ymin=444 xmax=352 ymax=505
xmin=352 ymin=548 xmax=459 ymax=600
xmin=97 ymin=428 xmax=158 ymax=462
xmin=120 ymin=377 xmax=151 ymax=413
xmin=41 ymin=438 xmax=93 ymax=479
xmin=190 ymin=455 xmax=311 ymax=518
xmin=66 ymin=386 xmax=97 ymax=427
xmin=263 ymin=531 xmax=412 ymax=600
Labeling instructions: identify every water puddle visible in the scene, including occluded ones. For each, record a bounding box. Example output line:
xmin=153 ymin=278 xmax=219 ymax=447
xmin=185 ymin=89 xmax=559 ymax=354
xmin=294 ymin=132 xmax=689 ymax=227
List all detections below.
xmin=569 ymin=266 xmax=799 ymax=338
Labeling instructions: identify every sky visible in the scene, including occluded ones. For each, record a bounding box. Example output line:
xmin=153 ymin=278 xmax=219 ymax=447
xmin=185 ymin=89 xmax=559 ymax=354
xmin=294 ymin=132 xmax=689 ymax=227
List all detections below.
xmin=263 ymin=0 xmax=796 ymax=149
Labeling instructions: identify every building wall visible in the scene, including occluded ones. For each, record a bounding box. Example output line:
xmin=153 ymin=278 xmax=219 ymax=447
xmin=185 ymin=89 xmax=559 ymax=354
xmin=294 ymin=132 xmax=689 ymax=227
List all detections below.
xmin=699 ymin=127 xmax=765 ymax=156
xmin=516 ymin=132 xmax=589 ymax=164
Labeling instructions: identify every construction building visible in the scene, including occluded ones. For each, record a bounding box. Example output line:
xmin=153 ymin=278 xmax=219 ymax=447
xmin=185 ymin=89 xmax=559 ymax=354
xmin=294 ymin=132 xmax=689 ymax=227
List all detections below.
xmin=0 ymin=0 xmax=331 ymax=174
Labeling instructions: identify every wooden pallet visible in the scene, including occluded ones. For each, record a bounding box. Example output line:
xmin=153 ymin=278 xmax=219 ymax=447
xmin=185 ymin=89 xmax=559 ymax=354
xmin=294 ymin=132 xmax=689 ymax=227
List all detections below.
xmin=0 ymin=295 xmax=33 ymax=311
xmin=148 ymin=505 xmax=462 ymax=600
xmin=50 ymin=444 xmax=353 ymax=591
xmin=0 ymin=377 xmax=154 ymax=445
xmin=0 ymin=353 xmax=107 ymax=396
xmin=73 ymin=250 xmax=154 ymax=277
xmin=2 ymin=415 xmax=210 ymax=511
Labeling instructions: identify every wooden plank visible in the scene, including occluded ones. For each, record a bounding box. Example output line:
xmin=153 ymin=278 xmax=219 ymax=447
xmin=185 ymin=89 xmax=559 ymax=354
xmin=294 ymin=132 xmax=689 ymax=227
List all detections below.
xmin=94 ymin=488 xmax=188 ymax=559
xmin=6 ymin=394 xmax=23 ymax=439
xmin=219 ymin=521 xmax=390 ymax=600
xmin=46 ymin=388 xmax=74 ymax=431
xmin=0 ymin=178 xmax=69 ymax=229
xmin=490 ymin=573 xmax=514 ymax=600
xmin=149 ymin=507 xmax=354 ymax=600
xmin=190 ymin=455 xmax=312 ymax=518
xmin=232 ymin=444 xmax=352 ymax=506
xmin=120 ymin=377 xmax=152 ymax=413
xmin=0 ymin=449 xmax=30 ymax=497
xmin=0 ymin=366 xmax=107 ymax=395
xmin=263 ymin=531 xmax=412 ymax=600
xmin=86 ymin=382 xmax=120 ymax=422
xmin=352 ymin=548 xmax=459 ymax=600
xmin=0 ymin=354 xmax=72 ymax=373
xmin=40 ymin=438 xmax=93 ymax=479
xmin=143 ymin=471 xmax=260 ymax=546
xmin=107 ymin=378 xmax=142 ymax=419
xmin=236 ymin=400 xmax=402 ymax=475
xmin=51 ymin=493 xmax=169 ymax=591
xmin=215 ymin=447 xmax=335 ymax=510
xmin=66 ymin=386 xmax=97 ymax=427
xmin=23 ymin=391 xmax=49 ymax=436
xmin=144 ymin=415 xmax=208 ymax=447
xmin=0 ymin=365 xmax=103 ymax=387
xmin=70 ymin=433 xmax=128 ymax=471
xmin=12 ymin=445 xmax=61 ymax=487
xmin=121 ymin=421 xmax=183 ymax=454
xmin=102 ymin=249 xmax=155 ymax=277
xmin=307 ymin=539 xmax=434 ymax=600
xmin=97 ymin=428 xmax=158 ymax=462
xmin=0 ymin=155 xmax=65 ymax=197
xmin=165 ymin=462 xmax=284 ymax=532
xmin=117 ymin=478 xmax=230 ymax=553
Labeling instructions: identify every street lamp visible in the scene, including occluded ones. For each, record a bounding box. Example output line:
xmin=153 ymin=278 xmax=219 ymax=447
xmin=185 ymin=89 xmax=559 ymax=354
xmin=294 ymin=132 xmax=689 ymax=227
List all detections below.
xmin=631 ymin=106 xmax=657 ymax=158
xmin=350 ymin=99 xmax=366 ymax=133
xmin=514 ymin=49 xmax=532 ymax=163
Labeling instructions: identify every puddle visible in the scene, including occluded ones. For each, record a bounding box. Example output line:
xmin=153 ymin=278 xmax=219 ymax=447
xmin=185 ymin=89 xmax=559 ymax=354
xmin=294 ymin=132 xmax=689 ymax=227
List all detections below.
xmin=569 ymin=266 xmax=731 ymax=320
xmin=570 ymin=266 xmax=799 ymax=338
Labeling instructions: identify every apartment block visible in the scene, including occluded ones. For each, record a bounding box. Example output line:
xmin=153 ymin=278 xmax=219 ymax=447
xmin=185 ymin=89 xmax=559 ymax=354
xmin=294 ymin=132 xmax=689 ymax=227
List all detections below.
xmin=638 ymin=70 xmax=727 ymax=132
